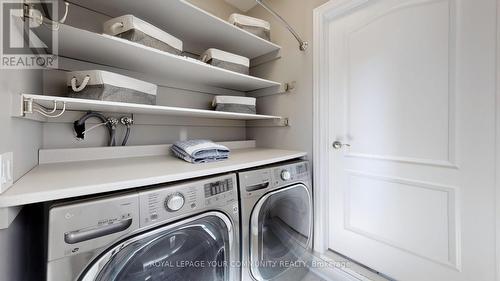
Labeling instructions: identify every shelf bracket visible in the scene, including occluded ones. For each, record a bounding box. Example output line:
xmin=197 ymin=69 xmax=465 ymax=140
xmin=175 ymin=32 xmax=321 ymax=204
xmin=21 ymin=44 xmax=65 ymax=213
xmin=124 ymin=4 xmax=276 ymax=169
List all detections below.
xmin=11 ymin=94 xmax=43 ymax=121
xmin=19 ymin=95 xmax=67 ymax=119
xmin=246 ymin=117 xmax=289 ymax=127
xmin=247 ymin=81 xmax=296 ymax=98
xmin=23 ymin=96 xmax=34 ymax=115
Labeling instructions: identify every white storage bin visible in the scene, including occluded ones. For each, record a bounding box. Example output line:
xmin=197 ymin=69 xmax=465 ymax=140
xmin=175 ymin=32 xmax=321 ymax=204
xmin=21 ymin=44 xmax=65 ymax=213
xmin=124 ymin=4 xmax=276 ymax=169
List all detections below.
xmin=67 ymin=70 xmax=157 ymax=105
xmin=201 ymin=48 xmax=250 ymax=75
xmin=228 ymin=13 xmax=271 ymax=41
xmin=212 ymin=96 xmax=256 ymax=114
xmin=103 ymin=15 xmax=183 ymax=55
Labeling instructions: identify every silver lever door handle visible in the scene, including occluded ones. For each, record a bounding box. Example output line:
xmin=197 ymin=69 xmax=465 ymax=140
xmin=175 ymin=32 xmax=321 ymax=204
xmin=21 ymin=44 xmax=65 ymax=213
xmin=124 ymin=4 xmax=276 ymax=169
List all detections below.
xmin=332 ymin=141 xmax=351 ymax=150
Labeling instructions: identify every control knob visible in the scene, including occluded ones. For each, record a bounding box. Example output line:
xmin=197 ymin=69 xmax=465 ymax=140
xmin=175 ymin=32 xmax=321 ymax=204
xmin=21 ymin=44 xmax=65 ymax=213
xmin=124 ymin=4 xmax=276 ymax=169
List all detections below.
xmin=281 ymin=169 xmax=292 ymax=181
xmin=165 ymin=193 xmax=185 ymax=212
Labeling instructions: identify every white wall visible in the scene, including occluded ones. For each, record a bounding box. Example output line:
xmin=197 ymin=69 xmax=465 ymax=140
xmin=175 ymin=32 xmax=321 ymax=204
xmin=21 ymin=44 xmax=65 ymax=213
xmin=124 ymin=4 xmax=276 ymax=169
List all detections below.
xmin=188 ymin=0 xmax=241 ymax=19
xmin=0 ymin=6 xmax=44 ymax=281
xmin=40 ymin=2 xmax=247 ymax=149
xmin=0 ymin=69 xmax=43 ymax=280
xmin=246 ymin=0 xmax=328 ymax=158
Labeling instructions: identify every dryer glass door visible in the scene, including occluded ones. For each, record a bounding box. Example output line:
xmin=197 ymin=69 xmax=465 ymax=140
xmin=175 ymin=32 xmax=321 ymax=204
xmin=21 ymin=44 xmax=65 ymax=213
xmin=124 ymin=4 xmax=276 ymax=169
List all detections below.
xmin=81 ymin=213 xmax=232 ymax=281
xmin=250 ymin=184 xmax=312 ymax=281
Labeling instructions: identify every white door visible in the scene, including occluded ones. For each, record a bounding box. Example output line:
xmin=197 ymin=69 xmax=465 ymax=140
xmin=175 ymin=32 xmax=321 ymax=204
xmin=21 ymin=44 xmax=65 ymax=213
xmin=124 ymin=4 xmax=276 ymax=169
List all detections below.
xmin=326 ymin=0 xmax=497 ymax=280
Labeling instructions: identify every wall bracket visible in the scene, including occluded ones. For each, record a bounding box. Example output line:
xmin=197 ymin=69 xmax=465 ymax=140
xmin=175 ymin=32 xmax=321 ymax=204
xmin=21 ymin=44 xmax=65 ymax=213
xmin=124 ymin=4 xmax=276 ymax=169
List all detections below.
xmin=247 ymin=117 xmax=289 ymax=127
xmin=21 ymin=95 xmax=67 ymax=118
xmin=247 ymin=81 xmax=296 ymax=98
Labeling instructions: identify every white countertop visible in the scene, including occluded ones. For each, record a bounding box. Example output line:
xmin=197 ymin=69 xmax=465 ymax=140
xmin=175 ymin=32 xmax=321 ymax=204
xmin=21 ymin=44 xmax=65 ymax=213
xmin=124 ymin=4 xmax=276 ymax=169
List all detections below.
xmin=0 ymin=148 xmax=306 ymax=208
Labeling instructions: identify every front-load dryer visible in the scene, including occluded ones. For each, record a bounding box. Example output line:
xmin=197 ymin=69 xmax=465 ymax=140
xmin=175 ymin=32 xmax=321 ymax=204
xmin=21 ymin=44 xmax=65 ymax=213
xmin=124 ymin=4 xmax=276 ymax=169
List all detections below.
xmin=46 ymin=174 xmax=240 ymax=281
xmin=238 ymin=160 xmax=313 ymax=281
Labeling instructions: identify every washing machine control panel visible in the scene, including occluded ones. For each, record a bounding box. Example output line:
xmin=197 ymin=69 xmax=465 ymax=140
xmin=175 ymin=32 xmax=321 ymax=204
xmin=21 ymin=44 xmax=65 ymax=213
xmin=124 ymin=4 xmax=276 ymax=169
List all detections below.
xmin=280 ymin=169 xmax=292 ymax=181
xmin=164 ymin=192 xmax=185 ymax=212
xmin=139 ymin=174 xmax=237 ymax=228
xmin=204 ymin=178 xmax=233 ymax=198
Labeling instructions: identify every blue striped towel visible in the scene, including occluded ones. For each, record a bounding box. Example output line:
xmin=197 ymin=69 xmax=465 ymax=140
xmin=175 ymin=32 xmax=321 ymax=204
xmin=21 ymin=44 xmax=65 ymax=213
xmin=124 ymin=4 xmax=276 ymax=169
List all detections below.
xmin=171 ymin=140 xmax=230 ymax=164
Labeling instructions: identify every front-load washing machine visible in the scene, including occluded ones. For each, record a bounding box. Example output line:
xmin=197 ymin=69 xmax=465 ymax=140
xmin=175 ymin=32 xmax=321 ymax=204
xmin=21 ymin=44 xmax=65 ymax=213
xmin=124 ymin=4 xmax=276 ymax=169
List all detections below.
xmin=46 ymin=174 xmax=240 ymax=281
xmin=238 ymin=160 xmax=313 ymax=281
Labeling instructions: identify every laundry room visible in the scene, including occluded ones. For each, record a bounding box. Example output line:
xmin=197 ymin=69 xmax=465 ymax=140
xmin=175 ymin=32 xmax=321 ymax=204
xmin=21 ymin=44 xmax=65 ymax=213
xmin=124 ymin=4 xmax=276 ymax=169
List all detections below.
xmin=0 ymin=0 xmax=499 ymax=281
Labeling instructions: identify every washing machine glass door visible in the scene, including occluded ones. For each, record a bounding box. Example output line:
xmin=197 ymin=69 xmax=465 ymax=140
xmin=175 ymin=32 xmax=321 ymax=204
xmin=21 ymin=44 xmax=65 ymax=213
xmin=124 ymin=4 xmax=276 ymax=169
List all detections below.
xmin=80 ymin=213 xmax=233 ymax=281
xmin=250 ymin=184 xmax=312 ymax=281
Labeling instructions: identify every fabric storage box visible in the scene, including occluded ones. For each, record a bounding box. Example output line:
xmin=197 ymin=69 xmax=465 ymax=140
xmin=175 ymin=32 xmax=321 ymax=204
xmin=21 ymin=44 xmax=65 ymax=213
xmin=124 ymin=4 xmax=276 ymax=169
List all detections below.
xmin=228 ymin=13 xmax=271 ymax=41
xmin=201 ymin=49 xmax=250 ymax=75
xmin=67 ymin=70 xmax=157 ymax=105
xmin=212 ymin=96 xmax=256 ymax=114
xmin=103 ymin=15 xmax=183 ymax=55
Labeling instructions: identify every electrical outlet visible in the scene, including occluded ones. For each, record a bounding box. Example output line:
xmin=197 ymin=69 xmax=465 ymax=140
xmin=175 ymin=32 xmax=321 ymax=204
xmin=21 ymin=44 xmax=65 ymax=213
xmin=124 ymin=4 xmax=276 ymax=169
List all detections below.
xmin=0 ymin=152 xmax=14 ymax=194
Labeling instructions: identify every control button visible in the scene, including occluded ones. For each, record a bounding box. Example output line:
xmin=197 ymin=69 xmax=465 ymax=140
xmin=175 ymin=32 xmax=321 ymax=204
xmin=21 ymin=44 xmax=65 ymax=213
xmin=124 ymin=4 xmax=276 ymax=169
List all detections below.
xmin=281 ymin=169 xmax=292 ymax=181
xmin=164 ymin=193 xmax=185 ymax=212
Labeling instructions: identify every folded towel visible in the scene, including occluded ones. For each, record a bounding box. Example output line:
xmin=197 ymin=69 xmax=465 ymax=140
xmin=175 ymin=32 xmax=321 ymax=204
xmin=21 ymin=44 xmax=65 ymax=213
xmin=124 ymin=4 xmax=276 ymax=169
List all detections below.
xmin=171 ymin=140 xmax=230 ymax=164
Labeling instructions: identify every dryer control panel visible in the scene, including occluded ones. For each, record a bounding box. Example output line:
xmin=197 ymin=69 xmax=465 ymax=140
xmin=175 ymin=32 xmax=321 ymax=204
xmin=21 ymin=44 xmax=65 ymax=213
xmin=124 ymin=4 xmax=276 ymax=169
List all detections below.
xmin=272 ymin=161 xmax=309 ymax=187
xmin=139 ymin=174 xmax=237 ymax=228
xmin=239 ymin=160 xmax=310 ymax=198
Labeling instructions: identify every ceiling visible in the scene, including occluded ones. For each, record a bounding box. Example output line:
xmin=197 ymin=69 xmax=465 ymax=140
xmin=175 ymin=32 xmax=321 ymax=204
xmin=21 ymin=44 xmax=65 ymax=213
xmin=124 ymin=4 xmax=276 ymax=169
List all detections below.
xmin=224 ymin=0 xmax=259 ymax=12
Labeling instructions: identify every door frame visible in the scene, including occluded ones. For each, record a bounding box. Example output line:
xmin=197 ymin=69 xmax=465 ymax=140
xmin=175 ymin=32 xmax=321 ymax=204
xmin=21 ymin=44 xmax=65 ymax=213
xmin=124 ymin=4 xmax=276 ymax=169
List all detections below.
xmin=312 ymin=0 xmax=500 ymax=280
xmin=312 ymin=0 xmax=368 ymax=256
xmin=496 ymin=0 xmax=500 ymax=280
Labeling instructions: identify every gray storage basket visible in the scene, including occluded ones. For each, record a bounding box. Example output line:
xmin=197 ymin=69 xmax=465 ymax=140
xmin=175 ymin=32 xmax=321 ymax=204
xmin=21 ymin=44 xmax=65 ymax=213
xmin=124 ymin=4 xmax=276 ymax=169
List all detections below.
xmin=103 ymin=15 xmax=183 ymax=56
xmin=207 ymin=58 xmax=249 ymax=75
xmin=234 ymin=23 xmax=271 ymax=41
xmin=68 ymin=84 xmax=156 ymax=105
xmin=67 ymin=71 xmax=157 ymax=105
xmin=115 ymin=29 xmax=182 ymax=55
xmin=215 ymin=103 xmax=256 ymax=114
xmin=201 ymin=49 xmax=250 ymax=75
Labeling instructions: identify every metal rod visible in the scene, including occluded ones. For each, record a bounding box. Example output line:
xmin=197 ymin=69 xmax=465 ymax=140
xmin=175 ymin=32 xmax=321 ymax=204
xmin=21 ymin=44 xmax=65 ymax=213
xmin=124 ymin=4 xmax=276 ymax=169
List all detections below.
xmin=255 ymin=0 xmax=308 ymax=51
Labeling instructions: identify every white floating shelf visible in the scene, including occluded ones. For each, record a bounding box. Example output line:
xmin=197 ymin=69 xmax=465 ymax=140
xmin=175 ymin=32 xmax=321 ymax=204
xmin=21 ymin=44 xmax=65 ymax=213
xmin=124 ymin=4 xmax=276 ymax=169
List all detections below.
xmin=18 ymin=94 xmax=283 ymax=121
xmin=33 ymin=24 xmax=281 ymax=92
xmin=67 ymin=0 xmax=281 ymax=59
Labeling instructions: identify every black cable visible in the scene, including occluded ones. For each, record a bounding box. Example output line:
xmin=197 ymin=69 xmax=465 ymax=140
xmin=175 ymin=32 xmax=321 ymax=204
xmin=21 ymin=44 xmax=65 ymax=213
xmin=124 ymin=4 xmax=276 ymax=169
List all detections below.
xmin=110 ymin=129 xmax=116 ymax=147
xmin=40 ymin=2 xmax=53 ymax=21
xmin=74 ymin=112 xmax=116 ymax=146
xmin=122 ymin=126 xmax=131 ymax=146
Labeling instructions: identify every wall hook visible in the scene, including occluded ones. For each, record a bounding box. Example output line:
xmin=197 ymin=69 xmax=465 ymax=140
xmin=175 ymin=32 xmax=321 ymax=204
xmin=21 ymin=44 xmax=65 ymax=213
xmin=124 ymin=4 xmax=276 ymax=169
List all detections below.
xmin=23 ymin=97 xmax=66 ymax=118
xmin=23 ymin=1 xmax=69 ymax=31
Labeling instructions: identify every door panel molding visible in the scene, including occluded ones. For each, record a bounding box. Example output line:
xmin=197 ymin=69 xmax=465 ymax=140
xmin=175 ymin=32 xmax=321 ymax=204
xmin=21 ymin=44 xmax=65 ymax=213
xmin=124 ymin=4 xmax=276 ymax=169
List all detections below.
xmin=343 ymin=170 xmax=460 ymax=270
xmin=342 ymin=0 xmax=458 ymax=167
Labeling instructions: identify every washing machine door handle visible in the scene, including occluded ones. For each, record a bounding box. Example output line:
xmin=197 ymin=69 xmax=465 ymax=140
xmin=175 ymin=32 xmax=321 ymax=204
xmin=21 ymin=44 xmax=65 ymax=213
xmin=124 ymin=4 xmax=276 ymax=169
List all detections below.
xmin=65 ymin=218 xmax=133 ymax=244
